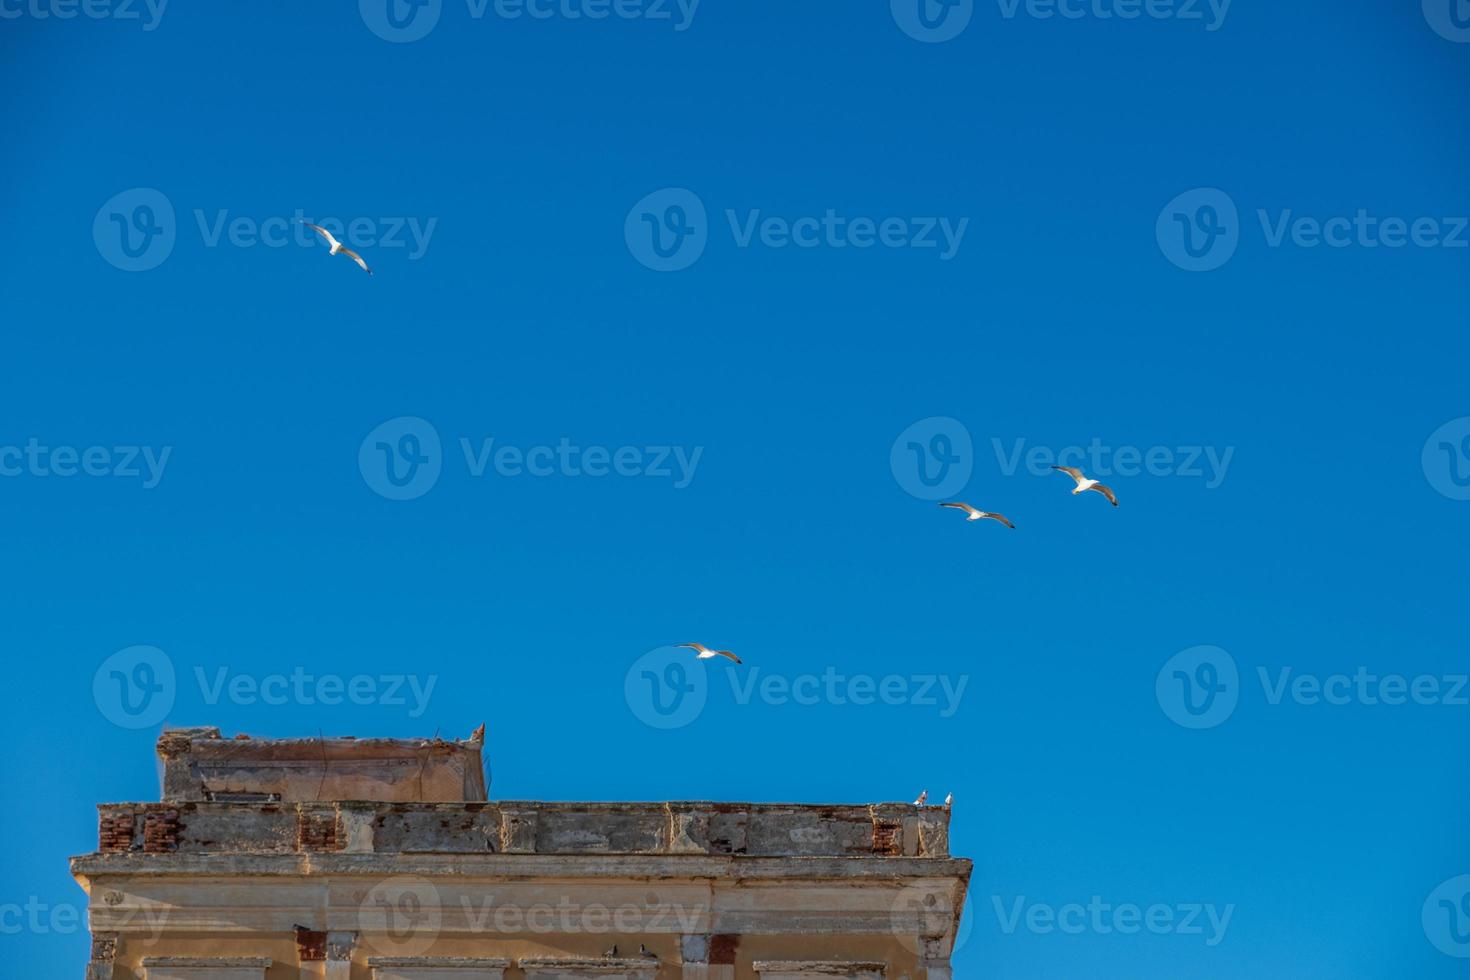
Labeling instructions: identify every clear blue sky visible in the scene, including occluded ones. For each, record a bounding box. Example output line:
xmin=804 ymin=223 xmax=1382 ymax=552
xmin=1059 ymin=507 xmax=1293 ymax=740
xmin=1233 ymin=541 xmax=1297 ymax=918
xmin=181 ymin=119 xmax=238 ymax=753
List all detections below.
xmin=3 ymin=1 xmax=1469 ymax=976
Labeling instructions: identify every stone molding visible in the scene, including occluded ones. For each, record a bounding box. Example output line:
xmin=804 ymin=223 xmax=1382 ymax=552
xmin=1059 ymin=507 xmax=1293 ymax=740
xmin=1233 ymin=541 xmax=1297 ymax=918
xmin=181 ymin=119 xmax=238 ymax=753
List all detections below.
xmin=752 ymin=962 xmax=886 ymax=979
xmin=368 ymin=957 xmax=512 ymax=980
xmin=138 ymin=957 xmax=272 ymax=980
xmin=517 ymin=956 xmax=660 ymax=979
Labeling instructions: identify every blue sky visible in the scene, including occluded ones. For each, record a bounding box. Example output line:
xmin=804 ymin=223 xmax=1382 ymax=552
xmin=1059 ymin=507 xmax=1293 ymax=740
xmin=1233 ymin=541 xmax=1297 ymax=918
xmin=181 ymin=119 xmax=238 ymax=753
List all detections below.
xmin=3 ymin=0 xmax=1470 ymax=976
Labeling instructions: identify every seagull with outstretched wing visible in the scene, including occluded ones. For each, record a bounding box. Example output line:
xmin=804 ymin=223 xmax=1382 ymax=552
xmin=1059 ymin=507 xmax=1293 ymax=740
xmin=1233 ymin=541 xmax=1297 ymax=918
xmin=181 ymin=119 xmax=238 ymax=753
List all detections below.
xmin=677 ymin=642 xmax=742 ymax=665
xmin=1051 ymin=465 xmax=1118 ymax=506
xmin=302 ymin=220 xmax=373 ymax=276
xmin=939 ymin=502 xmax=1016 ymax=528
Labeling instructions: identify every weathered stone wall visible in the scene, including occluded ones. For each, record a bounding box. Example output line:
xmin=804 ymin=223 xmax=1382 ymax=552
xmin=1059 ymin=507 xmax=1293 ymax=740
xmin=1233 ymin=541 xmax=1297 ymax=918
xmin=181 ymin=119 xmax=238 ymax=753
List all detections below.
xmin=156 ymin=728 xmax=488 ymax=804
xmin=89 ymin=802 xmax=953 ymax=859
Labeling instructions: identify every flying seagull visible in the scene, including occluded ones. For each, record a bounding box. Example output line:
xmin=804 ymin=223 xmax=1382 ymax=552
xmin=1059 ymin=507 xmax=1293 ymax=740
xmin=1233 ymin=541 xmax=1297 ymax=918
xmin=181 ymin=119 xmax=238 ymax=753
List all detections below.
xmin=677 ymin=642 xmax=741 ymax=665
xmin=913 ymin=790 xmax=928 ymax=807
xmin=939 ymin=502 xmax=1015 ymax=528
xmin=1051 ymin=465 xmax=1118 ymax=506
xmin=301 ymin=221 xmax=372 ymax=276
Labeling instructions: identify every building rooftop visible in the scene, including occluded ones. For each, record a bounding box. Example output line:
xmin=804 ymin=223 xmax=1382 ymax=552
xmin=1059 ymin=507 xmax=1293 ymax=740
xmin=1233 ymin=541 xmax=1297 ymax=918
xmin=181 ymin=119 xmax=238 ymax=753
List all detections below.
xmin=76 ymin=727 xmax=958 ymax=871
xmin=155 ymin=726 xmax=488 ymax=804
xmin=71 ymin=728 xmax=971 ymax=979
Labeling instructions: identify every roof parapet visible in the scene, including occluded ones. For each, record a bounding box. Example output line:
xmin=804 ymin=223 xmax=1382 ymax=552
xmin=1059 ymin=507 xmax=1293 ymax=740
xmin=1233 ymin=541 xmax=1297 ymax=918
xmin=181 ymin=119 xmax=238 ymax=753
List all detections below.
xmin=155 ymin=727 xmax=488 ymax=803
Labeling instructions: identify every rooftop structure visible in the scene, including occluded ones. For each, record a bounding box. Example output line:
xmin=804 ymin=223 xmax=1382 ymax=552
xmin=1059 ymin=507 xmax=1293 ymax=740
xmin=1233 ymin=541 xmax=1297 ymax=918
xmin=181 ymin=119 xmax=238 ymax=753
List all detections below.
xmin=72 ymin=729 xmax=971 ymax=980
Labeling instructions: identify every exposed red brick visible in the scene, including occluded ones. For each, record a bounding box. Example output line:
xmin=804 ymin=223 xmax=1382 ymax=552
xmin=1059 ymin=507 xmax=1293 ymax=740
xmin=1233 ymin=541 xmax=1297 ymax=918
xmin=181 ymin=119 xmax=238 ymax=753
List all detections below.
xmin=99 ymin=812 xmax=135 ymax=853
xmin=709 ymin=934 xmax=738 ymax=965
xmin=297 ymin=810 xmax=340 ymax=852
xmin=142 ymin=809 xmax=181 ymax=853
xmin=872 ymin=819 xmax=902 ymax=856
xmin=295 ymin=928 xmax=327 ymax=961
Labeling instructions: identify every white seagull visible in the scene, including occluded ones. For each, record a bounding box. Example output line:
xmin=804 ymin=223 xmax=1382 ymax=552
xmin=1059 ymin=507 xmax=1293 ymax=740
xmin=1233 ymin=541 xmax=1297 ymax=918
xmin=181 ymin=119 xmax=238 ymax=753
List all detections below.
xmin=939 ymin=502 xmax=1015 ymax=528
xmin=301 ymin=221 xmax=372 ymax=276
xmin=913 ymin=790 xmax=928 ymax=807
xmin=944 ymin=792 xmax=953 ymax=808
xmin=1051 ymin=465 xmax=1118 ymax=506
xmin=676 ymin=642 xmax=742 ymax=665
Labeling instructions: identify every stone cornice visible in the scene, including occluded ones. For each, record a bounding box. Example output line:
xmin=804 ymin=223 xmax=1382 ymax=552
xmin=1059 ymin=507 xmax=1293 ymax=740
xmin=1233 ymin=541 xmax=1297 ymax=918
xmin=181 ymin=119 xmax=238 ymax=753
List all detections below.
xmin=71 ymin=851 xmax=973 ymax=880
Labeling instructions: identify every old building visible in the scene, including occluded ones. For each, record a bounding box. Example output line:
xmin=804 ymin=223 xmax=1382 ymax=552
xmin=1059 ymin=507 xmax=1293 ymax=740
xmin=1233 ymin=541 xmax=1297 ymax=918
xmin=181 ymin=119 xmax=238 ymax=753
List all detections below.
xmin=71 ymin=728 xmax=970 ymax=980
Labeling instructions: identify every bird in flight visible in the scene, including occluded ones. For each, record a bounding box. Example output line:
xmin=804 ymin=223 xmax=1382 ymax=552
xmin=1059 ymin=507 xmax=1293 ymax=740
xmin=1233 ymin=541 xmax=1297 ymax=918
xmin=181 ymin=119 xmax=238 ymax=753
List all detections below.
xmin=677 ymin=642 xmax=742 ymax=665
xmin=301 ymin=220 xmax=372 ymax=275
xmin=1051 ymin=466 xmax=1118 ymax=506
xmin=939 ymin=502 xmax=1015 ymax=528
xmin=913 ymin=790 xmax=928 ymax=807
